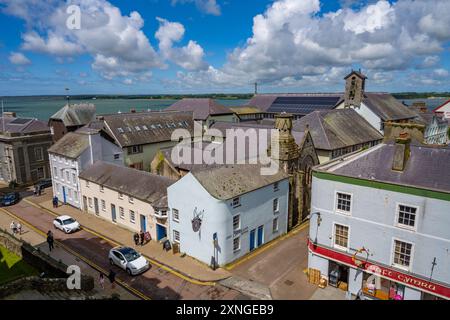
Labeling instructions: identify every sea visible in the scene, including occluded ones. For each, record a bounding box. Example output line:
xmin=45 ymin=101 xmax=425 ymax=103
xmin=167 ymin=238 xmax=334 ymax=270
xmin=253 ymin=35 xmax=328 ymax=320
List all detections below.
xmin=0 ymin=96 xmax=446 ymax=121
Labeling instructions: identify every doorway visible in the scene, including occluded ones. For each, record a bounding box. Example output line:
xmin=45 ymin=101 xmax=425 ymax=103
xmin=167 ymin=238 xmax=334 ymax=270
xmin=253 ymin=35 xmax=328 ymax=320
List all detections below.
xmin=140 ymin=214 xmax=147 ymax=232
xmin=156 ymin=224 xmax=167 ymax=241
xmin=94 ymin=197 xmax=99 ymax=215
xmin=328 ymin=261 xmax=349 ymax=290
xmin=111 ymin=204 xmax=117 ymax=223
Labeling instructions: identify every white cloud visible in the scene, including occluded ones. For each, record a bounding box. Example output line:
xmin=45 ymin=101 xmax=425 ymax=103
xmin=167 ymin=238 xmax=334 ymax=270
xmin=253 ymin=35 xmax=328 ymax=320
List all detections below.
xmin=171 ymin=0 xmax=221 ymax=16
xmin=8 ymin=52 xmax=31 ymax=65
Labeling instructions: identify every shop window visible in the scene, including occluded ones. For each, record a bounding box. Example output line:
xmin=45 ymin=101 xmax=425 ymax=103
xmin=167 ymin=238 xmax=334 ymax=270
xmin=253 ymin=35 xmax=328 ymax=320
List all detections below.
xmin=362 ymin=273 xmax=405 ymax=300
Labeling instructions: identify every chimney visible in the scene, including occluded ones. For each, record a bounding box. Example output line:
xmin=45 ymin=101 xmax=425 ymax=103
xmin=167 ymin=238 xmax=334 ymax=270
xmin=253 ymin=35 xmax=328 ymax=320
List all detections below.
xmin=392 ymin=132 xmax=411 ymax=172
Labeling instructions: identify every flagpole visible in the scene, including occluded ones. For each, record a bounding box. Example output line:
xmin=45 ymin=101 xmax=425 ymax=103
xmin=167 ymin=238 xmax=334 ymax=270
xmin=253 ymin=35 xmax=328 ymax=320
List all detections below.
xmin=1 ymin=100 xmax=4 ymax=132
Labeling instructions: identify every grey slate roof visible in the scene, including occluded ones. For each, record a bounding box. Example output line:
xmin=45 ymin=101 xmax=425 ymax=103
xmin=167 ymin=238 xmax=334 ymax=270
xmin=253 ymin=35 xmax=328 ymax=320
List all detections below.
xmin=50 ymin=104 xmax=96 ymax=127
xmin=191 ymin=164 xmax=289 ymax=200
xmin=292 ymin=109 xmax=383 ymax=151
xmin=363 ymin=93 xmax=417 ymax=121
xmin=0 ymin=117 xmax=49 ymax=135
xmin=166 ymin=99 xmax=233 ymax=120
xmin=47 ymin=131 xmax=89 ymax=159
xmin=317 ymin=143 xmax=450 ymax=194
xmin=79 ymin=161 xmax=174 ymax=207
xmin=101 ymin=111 xmax=194 ymax=147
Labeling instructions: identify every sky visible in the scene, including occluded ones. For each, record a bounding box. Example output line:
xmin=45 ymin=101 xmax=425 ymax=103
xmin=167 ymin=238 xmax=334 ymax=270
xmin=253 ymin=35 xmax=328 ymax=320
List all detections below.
xmin=0 ymin=0 xmax=449 ymax=96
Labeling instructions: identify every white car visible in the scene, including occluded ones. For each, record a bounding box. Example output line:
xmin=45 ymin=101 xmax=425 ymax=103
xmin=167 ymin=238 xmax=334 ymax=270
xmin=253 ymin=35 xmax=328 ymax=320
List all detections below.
xmin=53 ymin=215 xmax=80 ymax=234
xmin=108 ymin=246 xmax=150 ymax=276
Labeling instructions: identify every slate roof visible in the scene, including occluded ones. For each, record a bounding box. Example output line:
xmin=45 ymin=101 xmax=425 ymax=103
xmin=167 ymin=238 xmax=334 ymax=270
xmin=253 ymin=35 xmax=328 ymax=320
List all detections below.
xmin=229 ymin=106 xmax=263 ymax=115
xmin=47 ymin=131 xmax=89 ymax=159
xmin=79 ymin=161 xmax=174 ymax=207
xmin=50 ymin=104 xmax=96 ymax=127
xmin=316 ymin=143 xmax=450 ymax=194
xmin=292 ymin=109 xmax=383 ymax=151
xmin=0 ymin=117 xmax=49 ymax=135
xmin=363 ymin=93 xmax=417 ymax=121
xmin=247 ymin=93 xmax=343 ymax=114
xmin=191 ymin=164 xmax=289 ymax=200
xmin=100 ymin=111 xmax=194 ymax=147
xmin=165 ymin=99 xmax=233 ymax=120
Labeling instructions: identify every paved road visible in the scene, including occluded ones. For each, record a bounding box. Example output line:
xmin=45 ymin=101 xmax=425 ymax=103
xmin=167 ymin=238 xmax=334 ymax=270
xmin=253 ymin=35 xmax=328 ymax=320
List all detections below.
xmin=4 ymin=198 xmax=249 ymax=300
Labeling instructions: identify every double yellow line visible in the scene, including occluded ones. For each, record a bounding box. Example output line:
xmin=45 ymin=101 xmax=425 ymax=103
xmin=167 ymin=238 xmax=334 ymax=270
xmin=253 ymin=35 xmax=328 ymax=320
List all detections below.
xmin=23 ymin=199 xmax=216 ymax=286
xmin=0 ymin=206 xmax=150 ymax=300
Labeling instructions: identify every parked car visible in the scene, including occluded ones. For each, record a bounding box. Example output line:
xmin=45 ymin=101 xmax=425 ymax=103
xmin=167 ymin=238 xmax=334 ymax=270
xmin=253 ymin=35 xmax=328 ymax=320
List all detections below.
xmin=108 ymin=246 xmax=150 ymax=276
xmin=0 ymin=192 xmax=20 ymax=206
xmin=53 ymin=215 xmax=80 ymax=233
xmin=35 ymin=178 xmax=52 ymax=190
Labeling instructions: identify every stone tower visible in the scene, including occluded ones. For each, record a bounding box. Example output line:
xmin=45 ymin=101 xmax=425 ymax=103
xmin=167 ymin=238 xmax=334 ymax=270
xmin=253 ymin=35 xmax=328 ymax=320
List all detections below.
xmin=344 ymin=69 xmax=366 ymax=108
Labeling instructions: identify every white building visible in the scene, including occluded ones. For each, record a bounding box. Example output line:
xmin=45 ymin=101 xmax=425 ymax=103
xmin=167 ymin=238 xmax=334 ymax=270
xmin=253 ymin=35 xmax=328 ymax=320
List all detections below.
xmin=47 ymin=126 xmax=123 ymax=208
xmin=167 ymin=164 xmax=289 ymax=267
xmin=434 ymin=99 xmax=450 ymax=119
xmin=308 ymin=136 xmax=450 ymax=300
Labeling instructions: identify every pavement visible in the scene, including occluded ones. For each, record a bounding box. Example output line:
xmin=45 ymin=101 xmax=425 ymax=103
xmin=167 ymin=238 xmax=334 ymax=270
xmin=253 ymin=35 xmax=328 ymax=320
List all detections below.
xmin=0 ymin=206 xmax=138 ymax=300
xmin=0 ymin=192 xmax=248 ymax=300
xmin=228 ymin=222 xmax=320 ymax=300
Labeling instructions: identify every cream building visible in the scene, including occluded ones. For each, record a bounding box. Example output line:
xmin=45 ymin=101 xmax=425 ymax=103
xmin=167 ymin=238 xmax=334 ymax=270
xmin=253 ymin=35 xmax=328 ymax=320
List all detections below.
xmin=79 ymin=161 xmax=174 ymax=241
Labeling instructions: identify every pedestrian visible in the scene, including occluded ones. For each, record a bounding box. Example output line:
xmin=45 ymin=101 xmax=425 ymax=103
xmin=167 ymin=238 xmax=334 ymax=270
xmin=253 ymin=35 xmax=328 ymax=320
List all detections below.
xmin=133 ymin=232 xmax=139 ymax=246
xmin=38 ymin=186 xmax=42 ymax=196
xmin=99 ymin=273 xmax=105 ymax=290
xmin=140 ymin=230 xmax=145 ymax=246
xmin=16 ymin=222 xmax=22 ymax=235
xmin=108 ymin=269 xmax=116 ymax=289
xmin=46 ymin=230 xmax=54 ymax=252
xmin=10 ymin=221 xmax=17 ymax=234
xmin=55 ymin=196 xmax=59 ymax=207
xmin=33 ymin=186 xmax=37 ymax=197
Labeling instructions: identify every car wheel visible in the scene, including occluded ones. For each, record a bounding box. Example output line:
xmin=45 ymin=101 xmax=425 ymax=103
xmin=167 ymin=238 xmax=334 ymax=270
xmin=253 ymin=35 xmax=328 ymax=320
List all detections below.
xmin=109 ymin=258 xmax=115 ymax=266
xmin=126 ymin=268 xmax=132 ymax=276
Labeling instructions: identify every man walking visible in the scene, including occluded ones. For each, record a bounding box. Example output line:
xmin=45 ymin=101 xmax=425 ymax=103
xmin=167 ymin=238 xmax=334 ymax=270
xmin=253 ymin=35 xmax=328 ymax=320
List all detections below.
xmin=10 ymin=221 xmax=17 ymax=234
xmin=46 ymin=230 xmax=54 ymax=252
xmin=133 ymin=232 xmax=139 ymax=246
xmin=140 ymin=230 xmax=145 ymax=246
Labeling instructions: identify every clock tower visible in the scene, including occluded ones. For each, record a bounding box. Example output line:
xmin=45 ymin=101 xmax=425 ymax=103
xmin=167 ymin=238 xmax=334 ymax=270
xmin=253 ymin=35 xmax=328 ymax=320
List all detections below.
xmin=344 ymin=69 xmax=366 ymax=108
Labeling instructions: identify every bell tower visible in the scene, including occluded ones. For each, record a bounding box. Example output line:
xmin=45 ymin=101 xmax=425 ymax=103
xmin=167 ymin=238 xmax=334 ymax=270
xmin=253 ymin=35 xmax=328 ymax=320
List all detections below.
xmin=272 ymin=113 xmax=300 ymax=171
xmin=344 ymin=69 xmax=366 ymax=108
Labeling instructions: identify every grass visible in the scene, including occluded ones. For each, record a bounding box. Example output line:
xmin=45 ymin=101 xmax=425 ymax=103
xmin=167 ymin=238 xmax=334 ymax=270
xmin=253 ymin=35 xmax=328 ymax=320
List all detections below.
xmin=0 ymin=245 xmax=39 ymax=285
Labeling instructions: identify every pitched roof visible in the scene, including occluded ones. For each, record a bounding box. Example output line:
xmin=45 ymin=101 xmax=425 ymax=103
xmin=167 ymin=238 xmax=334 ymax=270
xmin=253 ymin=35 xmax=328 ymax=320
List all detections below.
xmin=344 ymin=70 xmax=367 ymax=79
xmin=0 ymin=117 xmax=49 ymax=135
xmin=363 ymin=93 xmax=417 ymax=121
xmin=229 ymin=106 xmax=263 ymax=115
xmin=50 ymin=104 xmax=96 ymax=127
xmin=165 ymin=98 xmax=233 ymax=120
xmin=316 ymin=143 xmax=450 ymax=194
xmin=47 ymin=131 xmax=89 ymax=159
xmin=433 ymin=98 xmax=450 ymax=113
xmin=79 ymin=161 xmax=174 ymax=206
xmin=100 ymin=111 xmax=194 ymax=147
xmin=191 ymin=164 xmax=289 ymax=200
xmin=292 ymin=109 xmax=383 ymax=150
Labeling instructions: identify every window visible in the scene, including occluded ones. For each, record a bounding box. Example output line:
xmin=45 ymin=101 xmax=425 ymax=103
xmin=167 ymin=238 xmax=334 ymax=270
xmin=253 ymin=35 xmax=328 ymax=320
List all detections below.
xmin=34 ymin=147 xmax=44 ymax=161
xmin=36 ymin=167 xmax=44 ymax=179
xmin=233 ymin=236 xmax=240 ymax=252
xmin=172 ymin=209 xmax=179 ymax=222
xmin=114 ymin=153 xmax=120 ymax=160
xmin=397 ymin=205 xmax=417 ymax=229
xmin=334 ymin=224 xmax=349 ymax=250
xmin=66 ymin=171 xmax=70 ymax=181
xmin=232 ymin=215 xmax=240 ymax=231
xmin=127 ymin=145 xmax=143 ymax=155
xmin=85 ymin=181 xmax=90 ymax=188
xmin=60 ymin=169 xmax=64 ymax=180
xmin=273 ymin=198 xmax=279 ymax=213
xmin=232 ymin=197 xmax=240 ymax=208
xmin=119 ymin=207 xmax=124 ymax=219
xmin=68 ymin=189 xmax=72 ymax=199
xmin=273 ymin=218 xmax=279 ymax=233
xmin=71 ymin=173 xmax=76 ymax=184
xmin=73 ymin=191 xmax=78 ymax=202
xmin=130 ymin=210 xmax=136 ymax=223
xmin=100 ymin=185 xmax=104 ymax=193
xmin=336 ymin=192 xmax=351 ymax=213
xmin=173 ymin=230 xmax=180 ymax=243
xmin=118 ymin=192 xmax=124 ymax=200
xmin=129 ymin=196 xmax=134 ymax=204
xmin=88 ymin=198 xmax=93 ymax=208
xmin=101 ymin=200 xmax=106 ymax=211
xmin=393 ymin=240 xmax=413 ymax=269
xmin=53 ymin=167 xmax=58 ymax=178
xmin=274 ymin=182 xmax=279 ymax=191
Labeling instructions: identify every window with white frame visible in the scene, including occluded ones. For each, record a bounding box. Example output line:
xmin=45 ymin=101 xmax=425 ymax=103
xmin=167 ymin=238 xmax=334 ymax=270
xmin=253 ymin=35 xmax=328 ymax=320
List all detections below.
xmin=101 ymin=200 xmax=106 ymax=211
xmin=53 ymin=167 xmax=58 ymax=178
xmin=60 ymin=169 xmax=64 ymax=180
xmin=66 ymin=171 xmax=70 ymax=181
xmin=393 ymin=240 xmax=413 ymax=269
xmin=72 ymin=173 xmax=76 ymax=184
xmin=232 ymin=197 xmax=240 ymax=207
xmin=130 ymin=210 xmax=136 ymax=223
xmin=334 ymin=224 xmax=349 ymax=250
xmin=273 ymin=217 xmax=279 ymax=233
xmin=397 ymin=205 xmax=417 ymax=229
xmin=232 ymin=214 xmax=240 ymax=231
xmin=173 ymin=209 xmax=179 ymax=222
xmin=233 ymin=236 xmax=240 ymax=252
xmin=173 ymin=230 xmax=180 ymax=243
xmin=129 ymin=196 xmax=134 ymax=204
xmin=119 ymin=207 xmax=124 ymax=219
xmin=336 ymin=192 xmax=352 ymax=213
xmin=273 ymin=198 xmax=279 ymax=213
xmin=88 ymin=197 xmax=92 ymax=208
xmin=100 ymin=185 xmax=104 ymax=192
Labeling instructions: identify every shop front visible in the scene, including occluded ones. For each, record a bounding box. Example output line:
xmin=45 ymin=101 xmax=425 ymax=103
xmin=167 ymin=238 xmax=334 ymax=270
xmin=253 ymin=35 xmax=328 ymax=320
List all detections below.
xmin=362 ymin=272 xmax=405 ymax=300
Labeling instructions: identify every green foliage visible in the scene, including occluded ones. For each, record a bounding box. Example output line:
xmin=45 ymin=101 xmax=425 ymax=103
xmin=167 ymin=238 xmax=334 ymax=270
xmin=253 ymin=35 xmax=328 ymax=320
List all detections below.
xmin=0 ymin=246 xmax=38 ymax=285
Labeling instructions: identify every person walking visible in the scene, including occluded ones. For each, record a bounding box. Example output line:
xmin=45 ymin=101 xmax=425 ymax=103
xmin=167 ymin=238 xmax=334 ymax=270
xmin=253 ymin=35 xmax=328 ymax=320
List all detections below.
xmin=108 ymin=269 xmax=116 ymax=289
xmin=38 ymin=186 xmax=42 ymax=196
xmin=10 ymin=221 xmax=17 ymax=234
xmin=133 ymin=232 xmax=140 ymax=246
xmin=99 ymin=273 xmax=105 ymax=290
xmin=46 ymin=230 xmax=54 ymax=252
xmin=16 ymin=222 xmax=22 ymax=235
xmin=139 ymin=230 xmax=145 ymax=246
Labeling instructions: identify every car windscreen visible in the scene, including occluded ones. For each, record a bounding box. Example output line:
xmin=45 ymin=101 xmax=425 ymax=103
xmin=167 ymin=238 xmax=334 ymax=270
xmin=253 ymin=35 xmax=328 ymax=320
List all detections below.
xmin=62 ymin=218 xmax=76 ymax=225
xmin=121 ymin=248 xmax=141 ymax=261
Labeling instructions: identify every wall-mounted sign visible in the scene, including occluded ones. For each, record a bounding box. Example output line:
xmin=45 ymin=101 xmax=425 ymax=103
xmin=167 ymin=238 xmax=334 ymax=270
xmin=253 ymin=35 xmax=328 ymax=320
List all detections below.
xmin=192 ymin=207 xmax=204 ymax=233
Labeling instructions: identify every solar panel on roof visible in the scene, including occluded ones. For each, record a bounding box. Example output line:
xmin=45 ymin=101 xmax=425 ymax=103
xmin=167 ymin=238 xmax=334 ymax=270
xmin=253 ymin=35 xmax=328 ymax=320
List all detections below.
xmin=267 ymin=96 xmax=341 ymax=115
xmin=10 ymin=118 xmax=32 ymax=125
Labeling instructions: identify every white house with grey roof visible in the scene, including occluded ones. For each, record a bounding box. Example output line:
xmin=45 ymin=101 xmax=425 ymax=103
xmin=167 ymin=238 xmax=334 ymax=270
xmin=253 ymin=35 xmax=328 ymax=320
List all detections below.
xmin=308 ymin=136 xmax=450 ymax=300
xmin=167 ymin=164 xmax=290 ymax=266
xmin=48 ymin=126 xmax=123 ymax=209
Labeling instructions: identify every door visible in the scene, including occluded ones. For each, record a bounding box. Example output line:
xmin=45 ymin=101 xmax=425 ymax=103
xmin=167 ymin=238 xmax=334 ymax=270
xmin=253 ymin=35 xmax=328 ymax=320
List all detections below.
xmin=249 ymin=229 xmax=256 ymax=252
xmin=111 ymin=204 xmax=117 ymax=223
xmin=83 ymin=196 xmax=87 ymax=212
xmin=140 ymin=214 xmax=146 ymax=232
xmin=156 ymin=224 xmax=167 ymax=241
xmin=62 ymin=186 xmax=67 ymax=203
xmin=94 ymin=197 xmax=99 ymax=215
xmin=257 ymin=225 xmax=264 ymax=247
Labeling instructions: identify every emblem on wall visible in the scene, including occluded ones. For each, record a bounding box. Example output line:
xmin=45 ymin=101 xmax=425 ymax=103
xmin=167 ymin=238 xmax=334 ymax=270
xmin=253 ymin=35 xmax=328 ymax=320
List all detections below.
xmin=191 ymin=207 xmax=204 ymax=233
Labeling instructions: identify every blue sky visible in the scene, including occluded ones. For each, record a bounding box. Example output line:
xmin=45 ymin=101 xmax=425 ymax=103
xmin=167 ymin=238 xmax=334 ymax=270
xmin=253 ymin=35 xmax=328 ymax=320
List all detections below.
xmin=0 ymin=0 xmax=449 ymax=96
